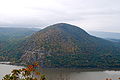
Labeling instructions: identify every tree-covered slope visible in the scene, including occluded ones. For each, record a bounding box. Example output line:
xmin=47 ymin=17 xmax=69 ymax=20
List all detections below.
xmin=0 ymin=28 xmax=39 ymax=61
xmin=20 ymin=23 xmax=120 ymax=68
xmin=1 ymin=24 xmax=120 ymax=68
xmin=22 ymin=23 xmax=119 ymax=54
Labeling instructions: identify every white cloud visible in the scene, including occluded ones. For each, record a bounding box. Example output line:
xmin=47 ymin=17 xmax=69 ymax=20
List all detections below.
xmin=0 ymin=0 xmax=120 ymax=32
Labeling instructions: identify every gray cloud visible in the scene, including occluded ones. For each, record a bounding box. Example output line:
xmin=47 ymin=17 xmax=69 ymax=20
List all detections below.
xmin=0 ymin=0 xmax=120 ymax=32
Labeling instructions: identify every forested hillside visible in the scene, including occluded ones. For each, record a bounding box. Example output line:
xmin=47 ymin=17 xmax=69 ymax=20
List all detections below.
xmin=1 ymin=24 xmax=120 ymax=69
xmin=20 ymin=23 xmax=120 ymax=68
xmin=0 ymin=28 xmax=39 ymax=61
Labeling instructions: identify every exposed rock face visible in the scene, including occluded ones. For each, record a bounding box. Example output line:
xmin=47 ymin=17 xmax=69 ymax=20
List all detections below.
xmin=20 ymin=50 xmax=50 ymax=65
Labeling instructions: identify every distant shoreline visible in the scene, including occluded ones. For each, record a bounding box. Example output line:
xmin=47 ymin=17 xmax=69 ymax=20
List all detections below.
xmin=40 ymin=68 xmax=120 ymax=72
xmin=0 ymin=62 xmax=11 ymax=65
xmin=1 ymin=62 xmax=120 ymax=71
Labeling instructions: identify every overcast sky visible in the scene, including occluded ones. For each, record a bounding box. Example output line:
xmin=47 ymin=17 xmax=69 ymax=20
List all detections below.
xmin=0 ymin=0 xmax=120 ymax=32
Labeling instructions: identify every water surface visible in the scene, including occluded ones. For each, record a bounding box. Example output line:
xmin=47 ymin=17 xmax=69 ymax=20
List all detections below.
xmin=1 ymin=64 xmax=120 ymax=80
xmin=41 ymin=69 xmax=120 ymax=80
xmin=0 ymin=64 xmax=23 ymax=79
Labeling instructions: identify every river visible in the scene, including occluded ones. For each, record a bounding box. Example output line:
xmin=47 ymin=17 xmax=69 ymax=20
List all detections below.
xmin=0 ymin=64 xmax=120 ymax=80
xmin=0 ymin=64 xmax=23 ymax=79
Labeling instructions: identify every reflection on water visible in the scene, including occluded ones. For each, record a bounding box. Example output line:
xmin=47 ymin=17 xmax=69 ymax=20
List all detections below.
xmin=0 ymin=64 xmax=120 ymax=80
xmin=41 ymin=69 xmax=120 ymax=80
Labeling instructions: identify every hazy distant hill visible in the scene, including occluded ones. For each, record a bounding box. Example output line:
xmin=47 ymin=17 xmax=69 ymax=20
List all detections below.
xmin=0 ymin=27 xmax=39 ymax=41
xmin=20 ymin=23 xmax=120 ymax=68
xmin=0 ymin=27 xmax=39 ymax=61
xmin=88 ymin=31 xmax=120 ymax=39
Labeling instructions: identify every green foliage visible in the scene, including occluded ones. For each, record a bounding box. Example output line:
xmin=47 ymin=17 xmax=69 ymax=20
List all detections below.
xmin=43 ymin=54 xmax=120 ymax=69
xmin=23 ymin=23 xmax=120 ymax=54
xmin=1 ymin=23 xmax=120 ymax=69
xmin=20 ymin=23 xmax=120 ymax=68
xmin=0 ymin=28 xmax=38 ymax=61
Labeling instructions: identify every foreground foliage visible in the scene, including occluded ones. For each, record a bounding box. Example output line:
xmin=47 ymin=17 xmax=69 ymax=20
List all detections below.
xmin=2 ymin=62 xmax=46 ymax=80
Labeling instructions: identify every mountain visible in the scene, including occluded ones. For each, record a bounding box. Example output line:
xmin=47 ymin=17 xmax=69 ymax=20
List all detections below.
xmin=0 ymin=27 xmax=39 ymax=41
xmin=0 ymin=27 xmax=39 ymax=61
xmin=21 ymin=23 xmax=118 ymax=54
xmin=88 ymin=31 xmax=120 ymax=39
xmin=0 ymin=24 xmax=120 ymax=68
xmin=20 ymin=23 xmax=120 ymax=68
xmin=107 ymin=39 xmax=120 ymax=43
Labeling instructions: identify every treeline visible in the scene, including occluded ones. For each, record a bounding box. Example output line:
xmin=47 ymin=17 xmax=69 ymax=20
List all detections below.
xmin=43 ymin=54 xmax=120 ymax=69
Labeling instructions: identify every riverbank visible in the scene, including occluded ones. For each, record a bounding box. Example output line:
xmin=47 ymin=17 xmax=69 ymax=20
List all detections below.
xmin=1 ymin=61 xmax=120 ymax=72
xmin=0 ymin=62 xmax=11 ymax=65
xmin=1 ymin=63 xmax=120 ymax=80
